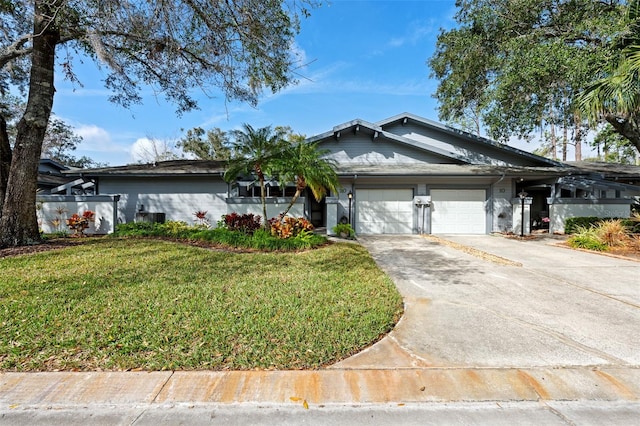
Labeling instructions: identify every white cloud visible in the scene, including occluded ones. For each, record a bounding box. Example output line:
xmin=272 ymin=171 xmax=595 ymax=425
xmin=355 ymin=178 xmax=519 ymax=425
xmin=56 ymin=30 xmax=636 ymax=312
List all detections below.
xmin=382 ymin=19 xmax=439 ymax=51
xmin=130 ymin=137 xmax=179 ymax=163
xmin=289 ymin=41 xmax=308 ymax=69
xmin=75 ymin=125 xmax=117 ymax=151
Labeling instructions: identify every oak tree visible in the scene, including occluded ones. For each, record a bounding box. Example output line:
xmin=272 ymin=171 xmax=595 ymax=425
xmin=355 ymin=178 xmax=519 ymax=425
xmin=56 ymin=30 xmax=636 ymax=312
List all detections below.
xmin=429 ymin=0 xmax=625 ymax=159
xmin=0 ymin=0 xmax=314 ymax=247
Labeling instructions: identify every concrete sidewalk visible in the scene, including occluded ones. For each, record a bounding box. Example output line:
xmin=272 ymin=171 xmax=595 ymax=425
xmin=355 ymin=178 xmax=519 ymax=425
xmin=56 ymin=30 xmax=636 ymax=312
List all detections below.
xmin=2 ymin=368 xmax=640 ymax=424
xmin=2 ymin=367 xmax=640 ymax=405
xmin=2 ymin=234 xmax=640 ymax=424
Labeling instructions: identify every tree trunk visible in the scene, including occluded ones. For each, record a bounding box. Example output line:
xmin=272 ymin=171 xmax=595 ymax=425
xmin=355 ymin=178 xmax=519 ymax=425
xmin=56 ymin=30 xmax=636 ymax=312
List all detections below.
xmin=573 ymin=111 xmax=583 ymax=161
xmin=254 ymin=165 xmax=269 ymax=229
xmin=0 ymin=1 xmax=59 ymax=247
xmin=605 ymin=113 xmax=640 ymax=154
xmin=259 ymin=178 xmax=268 ymax=228
xmin=562 ymin=121 xmax=568 ymax=162
xmin=0 ymin=114 xmax=11 ymax=217
xmin=280 ymin=176 xmax=307 ymax=219
xmin=280 ymin=188 xmax=302 ymax=219
xmin=549 ymin=122 xmax=557 ymax=160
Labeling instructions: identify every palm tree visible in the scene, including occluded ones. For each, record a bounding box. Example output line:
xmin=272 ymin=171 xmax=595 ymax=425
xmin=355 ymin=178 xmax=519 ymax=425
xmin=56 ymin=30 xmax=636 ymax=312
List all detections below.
xmin=275 ymin=141 xmax=340 ymax=219
xmin=224 ymin=124 xmax=289 ymax=227
xmin=578 ymin=0 xmax=640 ymax=153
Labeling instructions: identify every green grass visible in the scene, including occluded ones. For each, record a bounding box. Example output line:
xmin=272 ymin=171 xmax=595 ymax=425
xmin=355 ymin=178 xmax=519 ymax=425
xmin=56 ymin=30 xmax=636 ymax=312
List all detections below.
xmin=0 ymin=238 xmax=403 ymax=371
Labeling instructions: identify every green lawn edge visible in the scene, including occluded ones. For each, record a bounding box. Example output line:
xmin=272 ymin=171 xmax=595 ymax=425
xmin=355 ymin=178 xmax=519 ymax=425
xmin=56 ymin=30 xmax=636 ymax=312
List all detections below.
xmin=0 ymin=238 xmax=403 ymax=371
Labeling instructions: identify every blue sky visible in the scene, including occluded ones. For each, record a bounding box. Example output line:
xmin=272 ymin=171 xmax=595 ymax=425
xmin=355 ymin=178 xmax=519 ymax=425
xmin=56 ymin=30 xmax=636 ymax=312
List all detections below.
xmin=53 ymin=1 xmax=462 ymax=166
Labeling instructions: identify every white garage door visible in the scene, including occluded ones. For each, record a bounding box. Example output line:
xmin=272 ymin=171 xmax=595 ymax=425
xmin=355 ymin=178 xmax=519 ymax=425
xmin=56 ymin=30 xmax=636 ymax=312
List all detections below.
xmin=431 ymin=189 xmax=486 ymax=234
xmin=356 ymin=189 xmax=414 ymax=234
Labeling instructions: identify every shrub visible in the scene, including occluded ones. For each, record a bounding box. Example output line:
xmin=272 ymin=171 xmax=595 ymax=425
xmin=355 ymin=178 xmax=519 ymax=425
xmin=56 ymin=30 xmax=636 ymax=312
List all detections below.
xmin=622 ymin=217 xmax=640 ymax=234
xmin=597 ymin=219 xmax=630 ymax=248
xmin=114 ymin=220 xmax=327 ymax=251
xmin=567 ymin=219 xmax=633 ymax=251
xmin=193 ymin=210 xmax=211 ymax=227
xmin=567 ymin=226 xmax=609 ymax=251
xmin=221 ymin=213 xmax=262 ymax=234
xmin=158 ymin=220 xmax=193 ymax=237
xmin=270 ymin=216 xmax=314 ymax=239
xmin=115 ymin=221 xmax=158 ymax=236
xmin=564 ymin=217 xmax=603 ymax=234
xmin=332 ymin=223 xmax=355 ymax=238
xmin=565 ymin=216 xmax=640 ymax=235
xmin=66 ymin=210 xmax=95 ymax=236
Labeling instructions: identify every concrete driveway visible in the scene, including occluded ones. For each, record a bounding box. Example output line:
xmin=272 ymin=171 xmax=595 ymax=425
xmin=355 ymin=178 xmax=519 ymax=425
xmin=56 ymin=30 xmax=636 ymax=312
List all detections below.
xmin=334 ymin=234 xmax=640 ymax=370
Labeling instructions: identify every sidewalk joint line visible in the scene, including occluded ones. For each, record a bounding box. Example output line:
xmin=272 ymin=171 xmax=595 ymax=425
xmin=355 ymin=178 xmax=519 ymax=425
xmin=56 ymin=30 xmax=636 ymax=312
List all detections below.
xmin=150 ymin=371 xmax=174 ymax=404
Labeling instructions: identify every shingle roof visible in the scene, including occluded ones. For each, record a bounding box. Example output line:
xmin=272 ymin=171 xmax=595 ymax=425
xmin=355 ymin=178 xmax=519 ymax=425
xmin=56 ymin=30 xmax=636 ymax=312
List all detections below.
xmin=333 ymin=163 xmax=571 ymax=177
xmin=566 ymin=161 xmax=640 ymax=180
xmin=67 ymin=160 xmax=227 ymax=177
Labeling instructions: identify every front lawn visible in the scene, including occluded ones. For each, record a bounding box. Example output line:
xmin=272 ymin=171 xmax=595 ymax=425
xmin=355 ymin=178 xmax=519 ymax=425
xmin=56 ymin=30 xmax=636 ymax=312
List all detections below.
xmin=0 ymin=238 xmax=403 ymax=371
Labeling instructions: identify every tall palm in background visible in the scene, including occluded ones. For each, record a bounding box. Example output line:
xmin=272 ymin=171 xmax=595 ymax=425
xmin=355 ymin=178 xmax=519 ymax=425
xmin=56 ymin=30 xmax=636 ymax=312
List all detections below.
xmin=579 ymin=0 xmax=640 ymax=153
xmin=224 ymin=124 xmax=289 ymax=228
xmin=276 ymin=141 xmax=340 ymax=219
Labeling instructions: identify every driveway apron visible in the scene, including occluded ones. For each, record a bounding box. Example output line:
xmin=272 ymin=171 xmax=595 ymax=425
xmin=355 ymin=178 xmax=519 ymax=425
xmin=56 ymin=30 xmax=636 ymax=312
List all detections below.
xmin=334 ymin=235 xmax=640 ymax=370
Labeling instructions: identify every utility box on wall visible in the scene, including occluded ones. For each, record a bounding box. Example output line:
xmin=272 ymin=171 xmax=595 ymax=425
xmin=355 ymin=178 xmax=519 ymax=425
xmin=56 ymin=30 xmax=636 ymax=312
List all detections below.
xmin=414 ymin=196 xmax=431 ymax=234
xmin=135 ymin=212 xmax=166 ymax=224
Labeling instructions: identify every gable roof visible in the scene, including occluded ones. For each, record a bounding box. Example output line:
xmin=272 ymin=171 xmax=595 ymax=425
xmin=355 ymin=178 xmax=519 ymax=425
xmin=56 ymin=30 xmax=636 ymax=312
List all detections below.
xmin=376 ymin=112 xmax=566 ymax=168
xmin=39 ymin=158 xmax=71 ymax=173
xmin=307 ymin=113 xmax=566 ymax=169
xmin=307 ymin=119 xmax=468 ymax=164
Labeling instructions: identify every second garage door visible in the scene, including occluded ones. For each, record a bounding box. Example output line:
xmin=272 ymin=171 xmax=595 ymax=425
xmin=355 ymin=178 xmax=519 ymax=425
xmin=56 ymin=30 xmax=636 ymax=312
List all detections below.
xmin=356 ymin=189 xmax=414 ymax=234
xmin=431 ymin=189 xmax=486 ymax=234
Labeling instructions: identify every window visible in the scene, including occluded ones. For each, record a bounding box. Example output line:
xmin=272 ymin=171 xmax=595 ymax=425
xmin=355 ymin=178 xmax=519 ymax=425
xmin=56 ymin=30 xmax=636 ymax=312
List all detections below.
xmin=233 ymin=181 xmax=298 ymax=198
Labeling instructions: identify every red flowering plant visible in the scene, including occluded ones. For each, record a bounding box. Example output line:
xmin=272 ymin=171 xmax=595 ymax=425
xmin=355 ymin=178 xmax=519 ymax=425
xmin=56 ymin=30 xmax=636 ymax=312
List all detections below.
xmin=66 ymin=210 xmax=95 ymax=237
xmin=221 ymin=212 xmax=262 ymax=234
xmin=193 ymin=210 xmax=210 ymax=228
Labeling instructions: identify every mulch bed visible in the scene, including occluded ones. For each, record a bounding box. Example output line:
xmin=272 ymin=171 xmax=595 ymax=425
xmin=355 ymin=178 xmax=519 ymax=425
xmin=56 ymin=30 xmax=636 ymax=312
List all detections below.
xmin=0 ymin=239 xmax=85 ymax=259
xmin=0 ymin=235 xmax=332 ymax=259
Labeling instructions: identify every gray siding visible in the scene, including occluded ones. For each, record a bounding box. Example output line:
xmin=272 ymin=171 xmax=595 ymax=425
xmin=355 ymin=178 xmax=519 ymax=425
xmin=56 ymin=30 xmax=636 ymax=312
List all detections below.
xmin=320 ymin=133 xmax=450 ymax=166
xmin=383 ymin=122 xmax=536 ymax=166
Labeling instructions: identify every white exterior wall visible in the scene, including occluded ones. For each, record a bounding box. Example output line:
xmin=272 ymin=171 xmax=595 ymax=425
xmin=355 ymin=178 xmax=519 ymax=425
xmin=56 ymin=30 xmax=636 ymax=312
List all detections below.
xmin=491 ymin=179 xmax=513 ymax=233
xmin=37 ymin=195 xmax=119 ymax=234
xmin=99 ymin=177 xmax=228 ymax=226
xmin=512 ymin=198 xmax=532 ymax=235
xmin=549 ymin=202 xmax=631 ymax=234
xmin=325 ymin=197 xmax=339 ymax=235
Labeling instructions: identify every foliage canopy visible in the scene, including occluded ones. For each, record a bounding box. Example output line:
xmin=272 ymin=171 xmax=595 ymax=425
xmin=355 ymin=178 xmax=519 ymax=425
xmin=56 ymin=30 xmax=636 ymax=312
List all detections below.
xmin=429 ymin=0 xmax=628 ymax=158
xmin=0 ymin=0 xmax=315 ymax=247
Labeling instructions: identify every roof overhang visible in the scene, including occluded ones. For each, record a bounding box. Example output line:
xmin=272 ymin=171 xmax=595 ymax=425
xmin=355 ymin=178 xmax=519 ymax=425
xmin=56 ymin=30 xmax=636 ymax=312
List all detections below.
xmin=66 ymin=160 xmax=227 ymax=177
xmin=332 ymin=164 xmax=571 ymax=178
